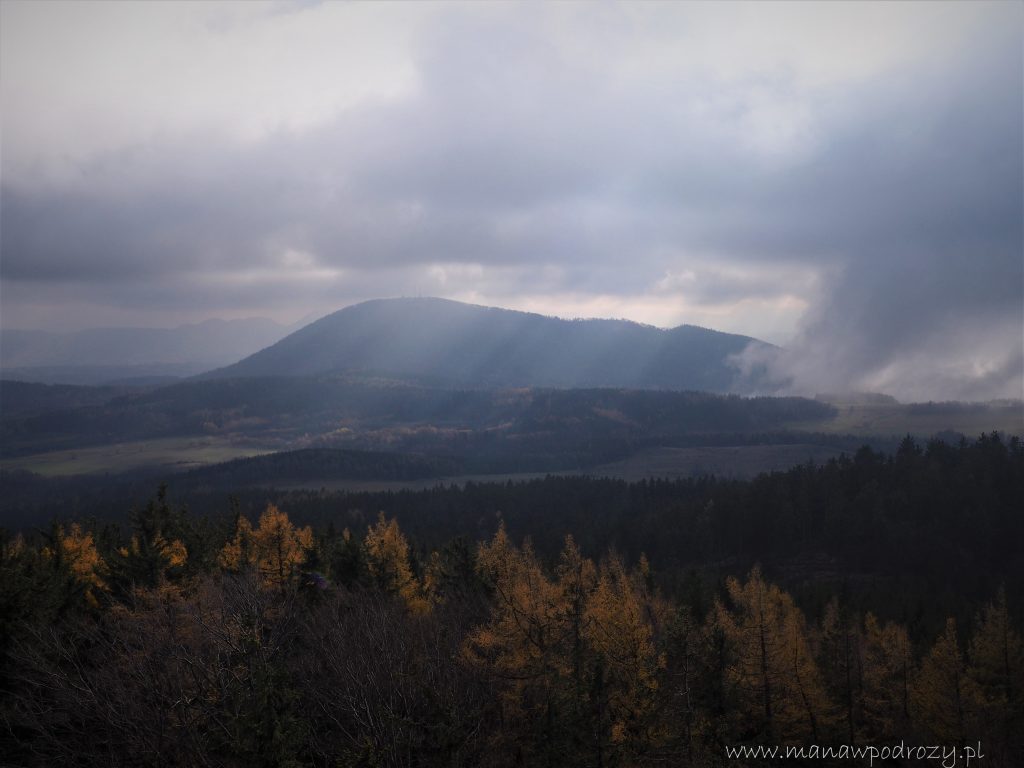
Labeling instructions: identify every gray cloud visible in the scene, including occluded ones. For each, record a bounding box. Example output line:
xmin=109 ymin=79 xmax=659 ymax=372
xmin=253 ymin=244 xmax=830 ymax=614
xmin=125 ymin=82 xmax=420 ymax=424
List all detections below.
xmin=1 ymin=2 xmax=1020 ymax=399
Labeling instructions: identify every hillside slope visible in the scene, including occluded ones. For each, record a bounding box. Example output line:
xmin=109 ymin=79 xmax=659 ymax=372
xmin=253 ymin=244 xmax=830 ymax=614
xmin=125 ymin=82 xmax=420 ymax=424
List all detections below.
xmin=204 ymin=297 xmax=770 ymax=392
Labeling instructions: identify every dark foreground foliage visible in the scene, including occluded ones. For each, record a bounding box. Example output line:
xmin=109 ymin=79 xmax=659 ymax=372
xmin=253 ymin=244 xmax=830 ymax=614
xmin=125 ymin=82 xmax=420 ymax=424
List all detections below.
xmin=1 ymin=434 xmax=1022 ymax=766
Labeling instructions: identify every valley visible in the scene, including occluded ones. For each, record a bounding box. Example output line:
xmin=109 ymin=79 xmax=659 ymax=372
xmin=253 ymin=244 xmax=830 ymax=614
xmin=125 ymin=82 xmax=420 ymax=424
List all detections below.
xmin=1 ymin=301 xmax=1020 ymax=768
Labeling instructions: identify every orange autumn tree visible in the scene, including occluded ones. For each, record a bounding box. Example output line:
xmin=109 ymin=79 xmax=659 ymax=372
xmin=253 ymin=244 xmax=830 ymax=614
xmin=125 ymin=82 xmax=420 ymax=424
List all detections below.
xmin=219 ymin=504 xmax=313 ymax=589
xmin=363 ymin=513 xmax=429 ymax=613
xmin=583 ymin=553 xmax=664 ymax=755
xmin=466 ymin=525 xmax=574 ymax=761
xmin=555 ymin=535 xmax=597 ymax=697
xmin=251 ymin=505 xmax=314 ymax=588
xmin=717 ymin=567 xmax=832 ymax=742
xmin=219 ymin=515 xmax=254 ymax=573
xmin=49 ymin=523 xmax=108 ymax=606
xmin=862 ymin=612 xmax=914 ymax=739
xmin=967 ymin=589 xmax=1024 ymax=759
xmin=467 ymin=528 xmax=669 ymax=765
xmin=912 ymin=618 xmax=983 ymax=744
xmin=467 ymin=524 xmax=568 ymax=683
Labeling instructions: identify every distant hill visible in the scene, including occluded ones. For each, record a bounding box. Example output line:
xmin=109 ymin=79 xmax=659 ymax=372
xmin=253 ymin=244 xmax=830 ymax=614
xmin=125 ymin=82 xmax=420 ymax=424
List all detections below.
xmin=0 ymin=363 xmax=214 ymax=387
xmin=0 ymin=380 xmax=128 ymax=418
xmin=1 ymin=318 xmax=293 ymax=385
xmin=204 ymin=297 xmax=771 ymax=392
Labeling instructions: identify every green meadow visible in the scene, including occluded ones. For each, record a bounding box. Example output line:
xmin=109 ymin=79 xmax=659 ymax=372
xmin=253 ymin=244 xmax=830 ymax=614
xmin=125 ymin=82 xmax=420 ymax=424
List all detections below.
xmin=0 ymin=437 xmax=275 ymax=477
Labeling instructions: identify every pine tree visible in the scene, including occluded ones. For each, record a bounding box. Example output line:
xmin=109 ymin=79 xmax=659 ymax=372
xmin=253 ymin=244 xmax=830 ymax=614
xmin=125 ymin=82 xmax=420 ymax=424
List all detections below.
xmin=113 ymin=485 xmax=191 ymax=591
xmin=819 ymin=596 xmax=863 ymax=741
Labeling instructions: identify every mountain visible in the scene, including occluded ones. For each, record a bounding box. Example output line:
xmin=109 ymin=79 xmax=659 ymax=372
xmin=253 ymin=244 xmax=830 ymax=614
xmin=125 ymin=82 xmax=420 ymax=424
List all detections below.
xmin=203 ymin=297 xmax=771 ymax=392
xmin=1 ymin=318 xmax=294 ymax=385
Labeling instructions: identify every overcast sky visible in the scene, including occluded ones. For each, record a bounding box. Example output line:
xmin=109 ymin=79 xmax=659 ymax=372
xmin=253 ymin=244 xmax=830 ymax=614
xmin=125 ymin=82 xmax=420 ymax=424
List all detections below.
xmin=1 ymin=1 xmax=1021 ymax=400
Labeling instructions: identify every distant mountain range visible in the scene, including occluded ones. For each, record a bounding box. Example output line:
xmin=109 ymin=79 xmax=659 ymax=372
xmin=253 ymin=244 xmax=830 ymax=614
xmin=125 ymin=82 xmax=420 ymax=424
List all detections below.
xmin=204 ymin=297 xmax=771 ymax=392
xmin=1 ymin=318 xmax=295 ymax=385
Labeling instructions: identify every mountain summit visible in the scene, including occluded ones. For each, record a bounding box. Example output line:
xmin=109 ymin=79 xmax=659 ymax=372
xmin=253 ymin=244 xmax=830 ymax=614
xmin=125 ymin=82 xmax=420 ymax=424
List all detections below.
xmin=203 ymin=297 xmax=770 ymax=392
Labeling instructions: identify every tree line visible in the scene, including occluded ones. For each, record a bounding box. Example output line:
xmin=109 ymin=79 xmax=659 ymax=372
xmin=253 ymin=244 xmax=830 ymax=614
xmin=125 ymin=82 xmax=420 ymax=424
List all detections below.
xmin=1 ymin=461 xmax=1021 ymax=766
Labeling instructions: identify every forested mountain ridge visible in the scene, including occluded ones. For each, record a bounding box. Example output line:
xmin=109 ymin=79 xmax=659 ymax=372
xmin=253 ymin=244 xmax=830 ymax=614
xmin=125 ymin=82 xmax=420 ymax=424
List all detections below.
xmin=0 ymin=376 xmax=834 ymax=461
xmin=203 ymin=297 xmax=771 ymax=392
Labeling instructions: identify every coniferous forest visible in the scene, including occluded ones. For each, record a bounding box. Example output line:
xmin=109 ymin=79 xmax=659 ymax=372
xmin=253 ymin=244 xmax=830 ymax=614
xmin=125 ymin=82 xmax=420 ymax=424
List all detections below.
xmin=2 ymin=434 xmax=1021 ymax=766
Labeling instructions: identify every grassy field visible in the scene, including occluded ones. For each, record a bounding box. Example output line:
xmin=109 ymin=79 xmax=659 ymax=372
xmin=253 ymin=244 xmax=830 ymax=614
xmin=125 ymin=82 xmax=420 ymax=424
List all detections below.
xmin=0 ymin=437 xmax=276 ymax=477
xmin=794 ymin=400 xmax=1023 ymax=437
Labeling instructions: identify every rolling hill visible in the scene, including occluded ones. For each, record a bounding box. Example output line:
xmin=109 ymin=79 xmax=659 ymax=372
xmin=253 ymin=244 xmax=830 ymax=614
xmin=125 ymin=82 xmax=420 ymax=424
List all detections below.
xmin=203 ymin=297 xmax=770 ymax=391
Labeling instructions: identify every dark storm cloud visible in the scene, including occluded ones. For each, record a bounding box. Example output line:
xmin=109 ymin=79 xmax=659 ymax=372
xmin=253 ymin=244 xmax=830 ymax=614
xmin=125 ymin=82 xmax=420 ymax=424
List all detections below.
xmin=731 ymin=39 xmax=1023 ymax=398
xmin=1 ymin=3 xmax=1020 ymax=399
